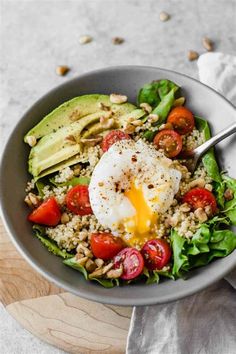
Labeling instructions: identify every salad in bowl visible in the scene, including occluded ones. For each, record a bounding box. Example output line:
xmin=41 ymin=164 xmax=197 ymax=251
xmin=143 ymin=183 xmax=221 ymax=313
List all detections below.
xmin=24 ymin=79 xmax=236 ymax=288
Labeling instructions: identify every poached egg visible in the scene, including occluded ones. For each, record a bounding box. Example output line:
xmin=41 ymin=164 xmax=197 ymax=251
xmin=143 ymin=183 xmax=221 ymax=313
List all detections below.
xmin=89 ymin=140 xmax=181 ymax=246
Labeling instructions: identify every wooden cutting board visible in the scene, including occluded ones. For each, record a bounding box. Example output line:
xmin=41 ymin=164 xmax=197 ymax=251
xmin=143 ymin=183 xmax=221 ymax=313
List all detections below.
xmin=0 ymin=219 xmax=132 ymax=353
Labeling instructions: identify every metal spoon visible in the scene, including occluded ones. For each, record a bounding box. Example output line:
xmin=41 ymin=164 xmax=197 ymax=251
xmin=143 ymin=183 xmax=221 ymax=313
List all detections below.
xmin=189 ymin=121 xmax=236 ymax=173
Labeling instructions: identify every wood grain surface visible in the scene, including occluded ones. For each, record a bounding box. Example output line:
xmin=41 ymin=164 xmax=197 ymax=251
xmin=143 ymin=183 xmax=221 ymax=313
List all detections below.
xmin=0 ymin=220 xmax=132 ymax=353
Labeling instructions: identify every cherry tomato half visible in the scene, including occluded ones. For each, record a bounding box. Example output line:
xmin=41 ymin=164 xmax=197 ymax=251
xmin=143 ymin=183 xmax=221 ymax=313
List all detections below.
xmin=114 ymin=247 xmax=144 ymax=280
xmin=183 ymin=187 xmax=217 ymax=213
xmin=66 ymin=185 xmax=93 ymax=216
xmin=28 ymin=197 xmax=61 ymax=226
xmin=91 ymin=232 xmax=125 ymax=260
xmin=153 ymin=129 xmax=182 ymax=158
xmin=167 ymin=106 xmax=195 ymax=135
xmin=101 ymin=130 xmax=131 ymax=152
xmin=141 ymin=239 xmax=172 ymax=270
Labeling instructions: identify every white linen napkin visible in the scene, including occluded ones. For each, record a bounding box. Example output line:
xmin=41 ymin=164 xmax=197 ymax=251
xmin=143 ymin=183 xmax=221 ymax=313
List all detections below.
xmin=126 ymin=53 xmax=236 ymax=354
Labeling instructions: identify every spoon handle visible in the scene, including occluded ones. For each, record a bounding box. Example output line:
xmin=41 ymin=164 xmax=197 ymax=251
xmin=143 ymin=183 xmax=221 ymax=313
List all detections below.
xmin=194 ymin=121 xmax=236 ymax=158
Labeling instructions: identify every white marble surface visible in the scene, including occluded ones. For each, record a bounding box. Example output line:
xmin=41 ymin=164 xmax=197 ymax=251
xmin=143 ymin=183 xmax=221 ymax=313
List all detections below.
xmin=0 ymin=0 xmax=236 ymax=353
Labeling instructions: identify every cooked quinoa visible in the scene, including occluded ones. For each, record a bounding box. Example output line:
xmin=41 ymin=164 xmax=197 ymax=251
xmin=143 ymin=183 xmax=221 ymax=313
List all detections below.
xmin=26 ymin=126 xmax=214 ymax=259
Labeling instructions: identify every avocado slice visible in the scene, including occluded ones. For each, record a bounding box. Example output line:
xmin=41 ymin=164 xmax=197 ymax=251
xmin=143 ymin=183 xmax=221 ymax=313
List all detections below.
xmin=28 ymin=96 xmax=142 ymax=177
xmin=24 ymin=94 xmax=136 ymax=141
xmin=37 ymin=109 xmax=146 ymax=178
xmin=81 ymin=108 xmax=145 ymax=139
xmin=34 ymin=153 xmax=88 ymax=181
xmin=29 ymin=112 xmax=102 ymax=176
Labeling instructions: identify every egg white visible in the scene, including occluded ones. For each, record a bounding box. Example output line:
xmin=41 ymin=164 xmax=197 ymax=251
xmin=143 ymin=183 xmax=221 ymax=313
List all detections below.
xmin=89 ymin=139 xmax=181 ymax=242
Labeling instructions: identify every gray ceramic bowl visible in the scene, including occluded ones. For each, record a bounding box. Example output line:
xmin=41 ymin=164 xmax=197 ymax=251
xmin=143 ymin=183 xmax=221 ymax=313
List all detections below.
xmin=1 ymin=66 xmax=236 ymax=306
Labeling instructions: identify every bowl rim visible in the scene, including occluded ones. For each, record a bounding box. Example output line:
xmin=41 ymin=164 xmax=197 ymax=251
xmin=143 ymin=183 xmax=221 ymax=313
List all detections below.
xmin=1 ymin=65 xmax=236 ymax=306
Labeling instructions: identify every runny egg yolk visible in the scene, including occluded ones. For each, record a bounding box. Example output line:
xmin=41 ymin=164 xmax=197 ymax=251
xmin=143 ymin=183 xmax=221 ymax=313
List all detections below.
xmin=123 ymin=181 xmax=157 ymax=246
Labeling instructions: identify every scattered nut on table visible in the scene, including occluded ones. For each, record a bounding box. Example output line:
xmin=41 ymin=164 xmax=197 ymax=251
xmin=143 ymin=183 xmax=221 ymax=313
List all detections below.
xmin=112 ymin=37 xmax=124 ymax=45
xmin=79 ymin=35 xmax=93 ymax=44
xmin=202 ymin=37 xmax=213 ymax=51
xmin=56 ymin=65 xmax=70 ymax=76
xmin=188 ymin=50 xmax=199 ymax=61
xmin=159 ymin=11 xmax=170 ymax=22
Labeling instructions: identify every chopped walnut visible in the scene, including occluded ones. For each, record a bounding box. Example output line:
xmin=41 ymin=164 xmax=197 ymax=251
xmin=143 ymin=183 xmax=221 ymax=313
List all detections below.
xmin=179 ymin=203 xmax=191 ymax=212
xmin=89 ymin=268 xmax=104 ymax=278
xmin=131 ymin=119 xmax=143 ymax=126
xmin=61 ymin=212 xmax=70 ymax=224
xmin=24 ymin=193 xmax=41 ymax=208
xmin=102 ymin=262 xmax=114 ymax=274
xmin=75 ymin=256 xmax=88 ymax=266
xmin=194 ymin=208 xmax=208 ymax=222
xmin=140 ymin=102 xmax=152 ymax=114
xmin=95 ymin=258 xmax=104 ymax=268
xmin=106 ymin=266 xmax=123 ymax=279
xmin=110 ymin=93 xmax=127 ymax=104
xmin=85 ymin=259 xmax=97 ymax=272
xmin=80 ymin=136 xmax=103 ymax=146
xmin=159 ymin=122 xmax=173 ymax=131
xmin=123 ymin=123 xmax=135 ymax=134
xmin=147 ymin=114 xmax=159 ymax=123
xmin=224 ymin=188 xmax=234 ymax=201
xmin=189 ymin=178 xmax=205 ymax=189
xmin=25 ymin=135 xmax=37 ymax=147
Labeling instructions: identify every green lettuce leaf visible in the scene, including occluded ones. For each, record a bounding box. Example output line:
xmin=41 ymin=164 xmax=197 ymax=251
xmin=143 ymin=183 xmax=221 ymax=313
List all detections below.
xmin=141 ymin=89 xmax=176 ymax=141
xmin=152 ymin=89 xmax=176 ymax=124
xmin=171 ymin=229 xmax=189 ymax=277
xmin=145 ymin=268 xmax=175 ymax=284
xmin=195 ymin=116 xmax=226 ymax=208
xmin=138 ymin=79 xmax=179 ymax=107
xmin=186 ymin=224 xmax=211 ymax=255
xmin=171 ymin=221 xmax=236 ymax=277
xmin=222 ymin=175 xmax=236 ymax=225
xmin=145 ymin=271 xmax=160 ymax=285
xmin=189 ymin=229 xmax=236 ymax=268
xmin=195 ymin=117 xmax=222 ymax=183
xmin=63 ymin=256 xmax=119 ymax=288
xmin=50 ymin=176 xmax=90 ymax=187
xmin=33 ymin=225 xmax=73 ymax=259
xmin=63 ymin=256 xmax=89 ymax=278
xmin=142 ymin=129 xmax=159 ymax=142
xmin=35 ymin=178 xmax=50 ymax=197
xmin=139 ymin=80 xmax=180 ymax=140
xmin=93 ymin=277 xmax=119 ymax=288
